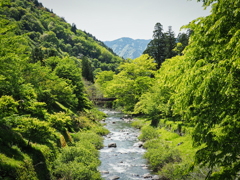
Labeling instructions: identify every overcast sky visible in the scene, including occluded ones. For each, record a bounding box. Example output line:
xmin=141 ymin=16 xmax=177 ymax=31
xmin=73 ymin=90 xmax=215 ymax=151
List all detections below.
xmin=38 ymin=0 xmax=211 ymax=41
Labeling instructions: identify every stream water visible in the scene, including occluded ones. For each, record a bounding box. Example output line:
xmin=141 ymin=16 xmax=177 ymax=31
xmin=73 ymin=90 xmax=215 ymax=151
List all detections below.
xmin=98 ymin=109 xmax=154 ymax=180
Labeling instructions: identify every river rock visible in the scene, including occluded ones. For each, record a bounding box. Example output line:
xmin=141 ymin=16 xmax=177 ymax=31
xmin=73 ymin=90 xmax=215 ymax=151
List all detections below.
xmin=102 ymin=119 xmax=105 ymax=122
xmin=100 ymin=171 xmax=109 ymax=174
xmin=108 ymin=142 xmax=117 ymax=148
xmin=112 ymin=121 xmax=116 ymax=124
xmin=152 ymin=175 xmax=160 ymax=180
xmin=109 ymin=175 xmax=120 ymax=180
xmin=143 ymin=173 xmax=152 ymax=178
xmin=133 ymin=142 xmax=144 ymax=148
xmin=137 ymin=142 xmax=144 ymax=148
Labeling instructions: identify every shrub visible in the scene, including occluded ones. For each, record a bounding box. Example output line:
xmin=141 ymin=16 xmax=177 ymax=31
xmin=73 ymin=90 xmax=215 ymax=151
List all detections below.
xmin=131 ymin=119 xmax=145 ymax=129
xmin=92 ymin=126 xmax=109 ymax=136
xmin=144 ymin=140 xmax=181 ymax=172
xmin=75 ymin=140 xmax=99 ymax=158
xmin=13 ymin=117 xmax=55 ymax=145
xmin=73 ymin=113 xmax=92 ymax=130
xmin=72 ymin=132 xmax=104 ymax=150
xmin=47 ymin=112 xmax=72 ymax=132
xmin=138 ymin=125 xmax=159 ymax=141
xmin=52 ymin=146 xmax=101 ymax=180
xmin=0 ymin=95 xmax=18 ymax=119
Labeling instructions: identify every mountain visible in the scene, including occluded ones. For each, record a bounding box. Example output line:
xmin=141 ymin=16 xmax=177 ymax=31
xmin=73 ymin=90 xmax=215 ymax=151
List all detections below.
xmin=104 ymin=37 xmax=151 ymax=60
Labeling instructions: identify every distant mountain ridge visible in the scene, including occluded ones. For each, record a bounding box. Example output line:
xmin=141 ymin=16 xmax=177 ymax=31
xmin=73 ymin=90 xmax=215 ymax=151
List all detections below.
xmin=104 ymin=37 xmax=151 ymax=60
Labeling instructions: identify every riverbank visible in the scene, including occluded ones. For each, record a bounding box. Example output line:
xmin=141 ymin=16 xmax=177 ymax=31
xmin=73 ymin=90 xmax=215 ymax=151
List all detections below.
xmin=132 ymin=118 xmax=211 ymax=179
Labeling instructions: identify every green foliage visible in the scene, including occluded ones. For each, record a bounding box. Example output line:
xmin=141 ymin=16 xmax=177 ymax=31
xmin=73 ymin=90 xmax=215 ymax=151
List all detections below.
xmin=0 ymin=0 xmax=120 ymax=179
xmin=82 ymin=56 xmax=94 ymax=82
xmin=92 ymin=126 xmax=110 ymax=136
xmin=47 ymin=112 xmax=72 ymax=132
xmin=97 ymin=54 xmax=157 ymax=112
xmin=52 ymin=130 xmax=103 ymax=179
xmin=0 ymin=95 xmax=18 ymax=118
xmin=144 ymin=23 xmax=180 ymax=68
xmin=131 ymin=119 xmax=146 ymax=129
xmin=52 ymin=146 xmax=101 ymax=180
xmin=135 ymin=0 xmax=240 ymax=178
xmin=13 ymin=117 xmax=54 ymax=145
xmin=72 ymin=131 xmax=104 ymax=150
xmin=144 ymin=139 xmax=182 ymax=172
xmin=138 ymin=125 xmax=159 ymax=142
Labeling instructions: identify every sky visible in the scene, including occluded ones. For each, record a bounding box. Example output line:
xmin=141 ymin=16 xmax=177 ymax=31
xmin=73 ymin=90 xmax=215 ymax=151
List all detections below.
xmin=38 ymin=0 xmax=211 ymax=42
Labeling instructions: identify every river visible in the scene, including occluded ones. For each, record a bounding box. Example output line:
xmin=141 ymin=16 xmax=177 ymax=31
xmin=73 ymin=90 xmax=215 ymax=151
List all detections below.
xmin=98 ymin=109 xmax=155 ymax=180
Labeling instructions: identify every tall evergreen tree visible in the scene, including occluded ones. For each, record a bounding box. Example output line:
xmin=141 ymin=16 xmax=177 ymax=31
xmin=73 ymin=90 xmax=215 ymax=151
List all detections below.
xmin=176 ymin=30 xmax=191 ymax=54
xmin=165 ymin=26 xmax=177 ymax=59
xmin=81 ymin=56 xmax=94 ymax=82
xmin=144 ymin=23 xmax=166 ymax=68
xmin=71 ymin=23 xmax=77 ymax=34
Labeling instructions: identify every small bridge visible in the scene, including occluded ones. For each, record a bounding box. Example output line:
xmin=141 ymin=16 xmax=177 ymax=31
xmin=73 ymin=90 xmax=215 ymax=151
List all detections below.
xmin=94 ymin=98 xmax=117 ymax=102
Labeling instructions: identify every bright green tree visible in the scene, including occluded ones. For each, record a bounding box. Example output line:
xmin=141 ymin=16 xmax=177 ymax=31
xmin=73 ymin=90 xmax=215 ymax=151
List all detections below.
xmin=138 ymin=0 xmax=240 ymax=178
xmin=99 ymin=54 xmax=157 ymax=112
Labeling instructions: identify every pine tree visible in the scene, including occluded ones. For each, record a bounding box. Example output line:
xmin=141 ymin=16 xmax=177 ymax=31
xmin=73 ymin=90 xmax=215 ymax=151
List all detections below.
xmin=71 ymin=23 xmax=77 ymax=34
xmin=165 ymin=26 xmax=177 ymax=59
xmin=144 ymin=23 xmax=166 ymax=68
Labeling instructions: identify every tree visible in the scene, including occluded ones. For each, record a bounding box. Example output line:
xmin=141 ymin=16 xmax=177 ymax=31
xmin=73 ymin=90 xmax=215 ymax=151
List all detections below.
xmin=144 ymin=23 xmax=166 ymax=68
xmin=165 ymin=26 xmax=177 ymax=59
xmin=98 ymin=54 xmax=157 ymax=112
xmin=176 ymin=32 xmax=189 ymax=54
xmin=81 ymin=56 xmax=94 ymax=83
xmin=30 ymin=46 xmax=44 ymax=65
xmin=71 ymin=23 xmax=77 ymax=34
xmin=14 ymin=117 xmax=54 ymax=146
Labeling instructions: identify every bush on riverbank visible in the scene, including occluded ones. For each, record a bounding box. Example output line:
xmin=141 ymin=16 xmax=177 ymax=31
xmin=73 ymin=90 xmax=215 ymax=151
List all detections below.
xmin=135 ymin=120 xmax=211 ymax=179
xmin=52 ymin=131 xmax=103 ymax=180
xmin=131 ymin=119 xmax=146 ymax=129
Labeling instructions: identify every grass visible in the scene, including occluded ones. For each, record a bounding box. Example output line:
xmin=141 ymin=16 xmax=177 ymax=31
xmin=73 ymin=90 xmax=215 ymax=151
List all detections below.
xmin=131 ymin=116 xmax=207 ymax=179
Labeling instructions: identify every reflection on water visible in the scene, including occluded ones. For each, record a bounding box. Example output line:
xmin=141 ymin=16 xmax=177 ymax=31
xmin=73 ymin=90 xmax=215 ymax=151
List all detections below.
xmin=98 ymin=109 xmax=153 ymax=179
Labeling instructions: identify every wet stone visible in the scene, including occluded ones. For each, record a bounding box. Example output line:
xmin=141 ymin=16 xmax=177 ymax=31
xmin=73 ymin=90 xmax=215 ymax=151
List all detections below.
xmin=108 ymin=143 xmax=117 ymax=148
xmin=100 ymin=171 xmax=109 ymax=174
xmin=143 ymin=173 xmax=152 ymax=178
xmin=152 ymin=175 xmax=160 ymax=180
xmin=109 ymin=175 xmax=120 ymax=180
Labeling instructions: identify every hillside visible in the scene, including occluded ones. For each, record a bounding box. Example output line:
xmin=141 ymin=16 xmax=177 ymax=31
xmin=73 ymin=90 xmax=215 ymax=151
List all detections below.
xmin=104 ymin=37 xmax=151 ymax=60
xmin=0 ymin=0 xmax=115 ymax=179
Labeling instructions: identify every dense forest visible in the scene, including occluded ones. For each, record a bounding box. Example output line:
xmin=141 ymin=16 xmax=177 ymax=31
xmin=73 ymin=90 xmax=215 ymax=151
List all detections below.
xmin=96 ymin=0 xmax=240 ymax=179
xmin=0 ymin=0 xmax=125 ymax=179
